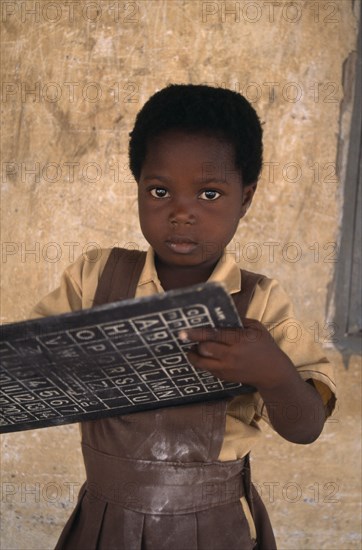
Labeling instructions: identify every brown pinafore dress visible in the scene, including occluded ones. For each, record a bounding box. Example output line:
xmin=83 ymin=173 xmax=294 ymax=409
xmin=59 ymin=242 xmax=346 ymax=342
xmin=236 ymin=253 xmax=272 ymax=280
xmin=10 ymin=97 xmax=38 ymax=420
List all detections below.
xmin=55 ymin=249 xmax=276 ymax=550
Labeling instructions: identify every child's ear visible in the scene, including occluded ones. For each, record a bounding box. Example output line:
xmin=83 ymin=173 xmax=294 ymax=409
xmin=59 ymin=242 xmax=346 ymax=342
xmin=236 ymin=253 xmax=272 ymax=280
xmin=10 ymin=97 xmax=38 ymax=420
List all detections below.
xmin=240 ymin=182 xmax=257 ymax=217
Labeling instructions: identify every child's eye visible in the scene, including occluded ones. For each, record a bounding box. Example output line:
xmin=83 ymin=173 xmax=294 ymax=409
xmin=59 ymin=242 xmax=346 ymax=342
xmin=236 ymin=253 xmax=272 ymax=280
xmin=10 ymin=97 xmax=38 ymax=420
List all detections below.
xmin=199 ymin=189 xmax=221 ymax=201
xmin=150 ymin=187 xmax=170 ymax=199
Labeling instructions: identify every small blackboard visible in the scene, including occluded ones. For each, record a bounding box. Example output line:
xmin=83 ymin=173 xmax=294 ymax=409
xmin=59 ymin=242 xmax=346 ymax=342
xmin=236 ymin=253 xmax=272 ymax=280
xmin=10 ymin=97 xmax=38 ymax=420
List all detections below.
xmin=0 ymin=282 xmax=254 ymax=433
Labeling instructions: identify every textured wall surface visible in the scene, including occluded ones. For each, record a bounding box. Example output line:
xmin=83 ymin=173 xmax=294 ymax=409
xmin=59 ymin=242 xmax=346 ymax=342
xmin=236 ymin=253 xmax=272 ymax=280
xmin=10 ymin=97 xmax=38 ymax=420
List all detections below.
xmin=1 ymin=1 xmax=360 ymax=548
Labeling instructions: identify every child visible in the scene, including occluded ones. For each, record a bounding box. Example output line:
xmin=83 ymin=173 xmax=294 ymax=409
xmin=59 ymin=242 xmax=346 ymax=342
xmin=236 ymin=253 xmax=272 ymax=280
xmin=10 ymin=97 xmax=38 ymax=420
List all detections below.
xmin=32 ymin=84 xmax=336 ymax=550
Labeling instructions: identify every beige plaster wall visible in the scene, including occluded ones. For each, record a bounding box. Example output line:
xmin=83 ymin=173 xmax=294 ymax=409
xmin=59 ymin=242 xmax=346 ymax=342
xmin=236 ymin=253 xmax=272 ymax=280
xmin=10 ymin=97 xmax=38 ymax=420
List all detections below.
xmin=1 ymin=1 xmax=360 ymax=549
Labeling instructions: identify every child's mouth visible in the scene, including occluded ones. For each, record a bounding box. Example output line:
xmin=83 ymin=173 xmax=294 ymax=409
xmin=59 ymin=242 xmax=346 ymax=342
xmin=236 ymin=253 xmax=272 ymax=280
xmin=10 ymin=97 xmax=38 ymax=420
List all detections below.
xmin=166 ymin=237 xmax=198 ymax=254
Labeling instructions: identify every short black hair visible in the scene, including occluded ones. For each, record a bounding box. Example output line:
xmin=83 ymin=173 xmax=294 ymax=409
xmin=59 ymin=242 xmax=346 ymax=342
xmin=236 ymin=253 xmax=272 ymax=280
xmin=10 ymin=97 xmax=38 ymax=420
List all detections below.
xmin=129 ymin=84 xmax=263 ymax=186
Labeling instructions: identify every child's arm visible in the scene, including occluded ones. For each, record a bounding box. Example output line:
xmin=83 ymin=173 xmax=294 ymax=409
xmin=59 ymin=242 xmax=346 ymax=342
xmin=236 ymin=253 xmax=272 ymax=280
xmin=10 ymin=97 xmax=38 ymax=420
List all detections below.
xmin=184 ymin=320 xmax=326 ymax=444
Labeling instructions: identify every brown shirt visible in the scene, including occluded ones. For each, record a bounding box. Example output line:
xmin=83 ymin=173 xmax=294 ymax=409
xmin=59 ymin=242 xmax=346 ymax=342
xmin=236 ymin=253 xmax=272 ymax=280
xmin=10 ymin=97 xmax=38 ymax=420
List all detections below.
xmin=31 ymin=247 xmax=337 ymax=461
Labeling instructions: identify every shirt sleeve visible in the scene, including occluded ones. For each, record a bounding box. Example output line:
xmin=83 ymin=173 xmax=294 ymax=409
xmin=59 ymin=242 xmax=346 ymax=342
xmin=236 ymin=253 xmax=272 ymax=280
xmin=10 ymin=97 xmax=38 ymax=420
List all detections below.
xmin=246 ymin=277 xmax=337 ymax=423
xmin=30 ymin=248 xmax=112 ymax=319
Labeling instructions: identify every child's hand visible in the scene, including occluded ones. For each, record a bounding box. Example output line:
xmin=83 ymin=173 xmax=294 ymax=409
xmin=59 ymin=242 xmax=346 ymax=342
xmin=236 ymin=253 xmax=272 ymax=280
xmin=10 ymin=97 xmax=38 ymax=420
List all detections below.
xmin=180 ymin=319 xmax=326 ymax=445
xmin=181 ymin=319 xmax=292 ymax=390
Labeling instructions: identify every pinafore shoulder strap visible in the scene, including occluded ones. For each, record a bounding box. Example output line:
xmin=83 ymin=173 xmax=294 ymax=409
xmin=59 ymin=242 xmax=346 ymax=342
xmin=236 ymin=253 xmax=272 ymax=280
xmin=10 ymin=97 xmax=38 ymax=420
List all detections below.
xmin=93 ymin=248 xmax=147 ymax=305
xmin=232 ymin=269 xmax=265 ymax=319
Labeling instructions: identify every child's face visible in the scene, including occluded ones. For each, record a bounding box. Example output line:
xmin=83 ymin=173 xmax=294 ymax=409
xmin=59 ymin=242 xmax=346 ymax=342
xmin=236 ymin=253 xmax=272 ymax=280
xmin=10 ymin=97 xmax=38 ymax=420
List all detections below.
xmin=138 ymin=130 xmax=255 ymax=284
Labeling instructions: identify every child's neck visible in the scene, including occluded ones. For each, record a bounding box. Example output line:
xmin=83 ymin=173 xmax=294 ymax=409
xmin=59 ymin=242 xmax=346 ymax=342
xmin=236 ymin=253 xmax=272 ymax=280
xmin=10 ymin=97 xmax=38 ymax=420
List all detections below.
xmin=155 ymin=258 xmax=218 ymax=291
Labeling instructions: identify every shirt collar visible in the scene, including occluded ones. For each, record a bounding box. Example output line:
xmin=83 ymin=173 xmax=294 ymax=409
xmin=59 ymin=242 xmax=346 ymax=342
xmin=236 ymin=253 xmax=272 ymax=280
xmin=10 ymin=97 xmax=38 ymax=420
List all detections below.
xmin=138 ymin=247 xmax=241 ymax=294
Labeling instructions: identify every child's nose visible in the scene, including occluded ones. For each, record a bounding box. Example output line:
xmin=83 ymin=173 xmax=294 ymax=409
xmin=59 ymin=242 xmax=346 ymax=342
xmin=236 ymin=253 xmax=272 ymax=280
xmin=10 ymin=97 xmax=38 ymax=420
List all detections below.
xmin=169 ymin=197 xmax=196 ymax=225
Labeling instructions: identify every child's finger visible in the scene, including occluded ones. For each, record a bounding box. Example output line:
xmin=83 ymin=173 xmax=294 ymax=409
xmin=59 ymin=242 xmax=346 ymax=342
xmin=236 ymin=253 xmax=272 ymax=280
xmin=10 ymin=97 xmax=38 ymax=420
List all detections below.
xmin=178 ymin=327 xmax=218 ymax=343
xmin=187 ymin=349 xmax=242 ymax=384
xmin=196 ymin=341 xmax=225 ymax=358
xmin=179 ymin=327 xmax=242 ymax=345
xmin=187 ymin=349 xmax=221 ymax=373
